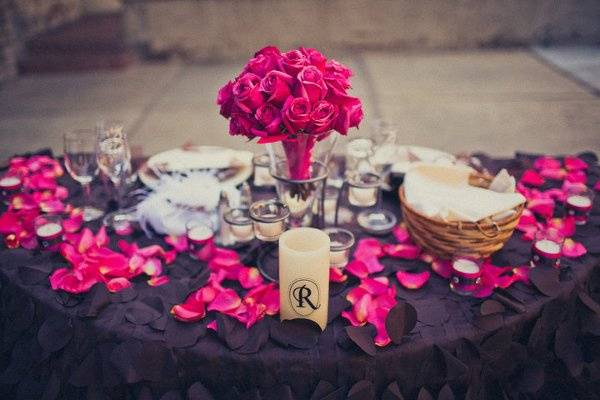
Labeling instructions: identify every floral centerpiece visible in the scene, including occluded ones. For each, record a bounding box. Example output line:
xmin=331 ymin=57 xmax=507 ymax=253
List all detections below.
xmin=217 ymin=46 xmax=363 ymax=180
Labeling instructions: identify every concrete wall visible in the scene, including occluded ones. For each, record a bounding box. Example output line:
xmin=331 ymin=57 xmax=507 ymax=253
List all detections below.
xmin=125 ymin=0 xmax=600 ymax=61
xmin=0 ymin=0 xmax=84 ymax=83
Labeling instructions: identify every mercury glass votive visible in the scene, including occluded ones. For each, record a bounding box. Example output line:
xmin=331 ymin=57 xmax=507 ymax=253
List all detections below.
xmin=252 ymin=154 xmax=276 ymax=187
xmin=450 ymin=257 xmax=482 ymax=296
xmin=324 ymin=227 xmax=355 ymax=268
xmin=224 ymin=208 xmax=254 ymax=244
xmin=186 ymin=220 xmax=215 ymax=256
xmin=249 ymin=199 xmax=289 ymax=242
xmin=0 ymin=175 xmax=22 ymax=204
xmin=348 ymin=172 xmax=381 ymax=207
xmin=531 ymin=228 xmax=564 ymax=269
xmin=565 ymin=186 xmax=595 ymax=225
xmin=34 ymin=214 xmax=64 ymax=250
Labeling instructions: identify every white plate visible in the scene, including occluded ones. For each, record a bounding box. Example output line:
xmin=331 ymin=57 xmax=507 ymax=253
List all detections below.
xmin=390 ymin=146 xmax=455 ymax=174
xmin=139 ymin=146 xmax=253 ymax=188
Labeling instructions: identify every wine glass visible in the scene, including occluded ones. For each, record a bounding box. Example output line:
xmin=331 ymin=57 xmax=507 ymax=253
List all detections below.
xmin=63 ymin=130 xmax=104 ymax=221
xmin=96 ymin=127 xmax=133 ymax=230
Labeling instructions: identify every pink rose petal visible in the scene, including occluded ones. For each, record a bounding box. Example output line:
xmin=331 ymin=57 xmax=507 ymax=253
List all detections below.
xmin=539 ymin=168 xmax=566 ymax=181
xmin=534 ymin=156 xmax=561 ymax=171
xmin=171 ymin=303 xmax=206 ymax=322
xmin=548 ymin=217 xmax=576 ymax=238
xmin=566 ymin=170 xmax=587 ymax=184
xmin=165 ymin=235 xmax=188 ymax=252
xmin=238 ymin=267 xmax=264 ymax=289
xmin=207 ymin=289 xmax=242 ymax=312
xmin=383 ymin=243 xmax=421 ymax=259
xmin=354 ymin=238 xmax=383 ymax=260
xmin=520 ymin=169 xmax=545 ymax=187
xmin=106 ymin=277 xmax=132 ymax=293
xmin=564 ymin=156 xmax=588 ymax=171
xmin=430 ymin=258 xmax=452 ymax=279
xmin=148 ymin=275 xmax=170 ymax=287
xmin=115 ymin=221 xmax=134 ymax=236
xmin=396 ymin=270 xmax=430 ymax=290
xmin=360 ymin=277 xmax=389 ymax=296
xmin=142 ymin=257 xmax=163 ymax=276
xmin=363 ymin=256 xmax=385 ymax=274
xmin=527 ymin=198 xmax=555 ymax=219
xmin=562 ymin=238 xmax=587 ymax=258
xmin=207 ymin=320 xmax=218 ymax=331
xmin=329 ymin=267 xmax=347 ymax=283
xmin=392 ymin=225 xmax=410 ymax=243
xmin=345 ymin=259 xmax=370 ymax=279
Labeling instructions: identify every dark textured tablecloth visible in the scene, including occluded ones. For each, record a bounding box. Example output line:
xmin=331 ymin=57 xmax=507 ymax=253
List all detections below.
xmin=1 ymin=151 xmax=600 ymax=400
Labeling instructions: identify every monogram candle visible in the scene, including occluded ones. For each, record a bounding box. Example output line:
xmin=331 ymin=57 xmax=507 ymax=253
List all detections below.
xmin=34 ymin=215 xmax=64 ymax=250
xmin=565 ymin=189 xmax=594 ymax=225
xmin=279 ymin=228 xmax=330 ymax=330
xmin=450 ymin=258 xmax=482 ymax=296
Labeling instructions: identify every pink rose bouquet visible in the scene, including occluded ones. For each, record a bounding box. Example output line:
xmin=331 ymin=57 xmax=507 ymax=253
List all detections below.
xmin=217 ymin=46 xmax=363 ymax=180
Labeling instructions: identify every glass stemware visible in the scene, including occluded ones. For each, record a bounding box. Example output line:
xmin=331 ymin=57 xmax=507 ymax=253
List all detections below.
xmin=63 ymin=129 xmax=105 ymax=221
xmin=96 ymin=125 xmax=133 ymax=230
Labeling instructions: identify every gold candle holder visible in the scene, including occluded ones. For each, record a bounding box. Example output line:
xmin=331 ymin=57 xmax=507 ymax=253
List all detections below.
xmin=279 ymin=227 xmax=330 ymax=330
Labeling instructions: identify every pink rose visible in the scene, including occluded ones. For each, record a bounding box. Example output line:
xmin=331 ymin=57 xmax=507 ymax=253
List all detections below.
xmin=252 ymin=103 xmax=282 ymax=137
xmin=279 ymin=50 xmax=307 ymax=75
xmin=295 ymin=66 xmax=328 ymax=104
xmin=244 ymin=54 xmax=277 ymax=78
xmin=301 ymin=47 xmax=327 ymax=71
xmin=324 ymin=60 xmax=352 ymax=95
xmin=216 ymin=81 xmax=235 ymax=118
xmin=232 ymin=73 xmax=265 ymax=113
xmin=334 ymin=97 xmax=363 ymax=135
xmin=260 ymin=70 xmax=294 ymax=105
xmin=282 ymin=96 xmax=311 ymax=134
xmin=306 ymin=101 xmax=338 ymax=134
xmin=255 ymin=46 xmax=281 ymax=63
xmin=229 ymin=113 xmax=255 ymax=137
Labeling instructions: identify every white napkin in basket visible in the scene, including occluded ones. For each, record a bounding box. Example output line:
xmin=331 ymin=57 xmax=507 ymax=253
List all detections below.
xmin=404 ymin=164 xmax=525 ymax=222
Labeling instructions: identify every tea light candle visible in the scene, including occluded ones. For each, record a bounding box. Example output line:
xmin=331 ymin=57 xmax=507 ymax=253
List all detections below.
xmin=450 ymin=258 xmax=482 ymax=296
xmin=324 ymin=228 xmax=355 ymax=268
xmin=279 ymin=228 xmax=330 ymax=330
xmin=34 ymin=215 xmax=64 ymax=250
xmin=0 ymin=175 xmax=22 ymax=203
xmin=224 ymin=208 xmax=254 ymax=243
xmin=249 ymin=199 xmax=289 ymax=242
xmin=532 ymin=238 xmax=562 ymax=268
xmin=348 ymin=186 xmax=378 ymax=207
xmin=566 ymin=194 xmax=593 ymax=225
xmin=347 ymin=172 xmax=381 ymax=208
xmin=186 ymin=221 xmax=214 ymax=256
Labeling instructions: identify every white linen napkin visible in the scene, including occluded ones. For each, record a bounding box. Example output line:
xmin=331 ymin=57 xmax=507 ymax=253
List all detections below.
xmin=404 ymin=164 xmax=525 ymax=222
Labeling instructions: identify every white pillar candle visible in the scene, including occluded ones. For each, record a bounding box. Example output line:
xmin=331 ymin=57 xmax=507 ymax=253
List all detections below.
xmin=279 ymin=228 xmax=330 ymax=330
xmin=36 ymin=222 xmax=63 ymax=238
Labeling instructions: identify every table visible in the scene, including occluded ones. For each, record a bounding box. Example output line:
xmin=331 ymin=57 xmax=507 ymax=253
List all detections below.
xmin=1 ymin=151 xmax=600 ymax=400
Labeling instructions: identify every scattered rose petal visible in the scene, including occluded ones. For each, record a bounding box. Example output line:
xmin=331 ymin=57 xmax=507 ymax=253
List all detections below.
xmin=354 ymin=238 xmax=383 ymax=259
xmin=329 ymin=267 xmax=347 ymax=283
xmin=564 ymin=156 xmax=588 ymax=171
xmin=238 ymin=267 xmax=263 ymax=288
xmin=360 ymin=277 xmax=390 ymax=296
xmin=534 ymin=156 xmax=561 ymax=171
xmin=165 ymin=235 xmax=188 ymax=252
xmin=147 ymin=275 xmax=170 ymax=287
xmin=430 ymin=258 xmax=452 ymax=279
xmin=115 ymin=222 xmax=134 ymax=236
xmin=396 ymin=270 xmax=430 ymax=290
xmin=392 ymin=225 xmax=410 ymax=243
xmin=346 ymin=259 xmax=370 ymax=279
xmin=520 ymin=169 xmax=545 ymax=187
xmin=208 ymin=289 xmax=242 ymax=312
xmin=383 ymin=243 xmax=421 ymax=259
xmin=362 ymin=256 xmax=385 ymax=274
xmin=171 ymin=303 xmax=206 ymax=322
xmin=539 ymin=168 xmax=566 ymax=181
xmin=566 ymin=170 xmax=587 ymax=184
xmin=562 ymin=239 xmax=587 ymax=258
xmin=142 ymin=257 xmax=163 ymax=276
xmin=207 ymin=320 xmax=218 ymax=331
xmin=107 ymin=277 xmax=132 ymax=293
xmin=548 ymin=217 xmax=576 ymax=238
xmin=527 ymin=198 xmax=555 ymax=219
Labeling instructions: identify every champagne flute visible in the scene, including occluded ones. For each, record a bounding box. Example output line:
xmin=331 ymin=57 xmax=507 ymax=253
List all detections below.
xmin=63 ymin=129 xmax=104 ymax=221
xmin=96 ymin=128 xmax=133 ymax=230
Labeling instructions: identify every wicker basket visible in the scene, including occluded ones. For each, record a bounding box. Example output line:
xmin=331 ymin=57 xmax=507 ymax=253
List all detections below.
xmin=399 ymin=173 xmax=524 ymax=259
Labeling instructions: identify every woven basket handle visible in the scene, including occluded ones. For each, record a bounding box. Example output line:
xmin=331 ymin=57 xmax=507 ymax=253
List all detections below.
xmin=475 ymin=221 xmax=501 ymax=238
